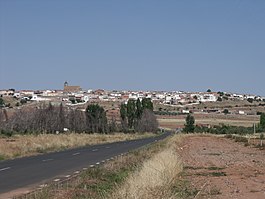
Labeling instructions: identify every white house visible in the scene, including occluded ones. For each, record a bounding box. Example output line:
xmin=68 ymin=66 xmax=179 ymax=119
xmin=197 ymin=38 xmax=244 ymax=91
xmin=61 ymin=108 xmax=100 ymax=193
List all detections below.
xmin=198 ymin=94 xmax=217 ymax=102
xmin=182 ymin=110 xmax=190 ymax=114
xmin=238 ymin=111 xmax=245 ymax=115
xmin=31 ymin=95 xmax=51 ymax=101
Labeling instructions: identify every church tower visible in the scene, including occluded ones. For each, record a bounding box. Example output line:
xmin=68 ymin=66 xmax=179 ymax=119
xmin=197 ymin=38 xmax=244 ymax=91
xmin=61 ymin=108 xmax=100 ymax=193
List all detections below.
xmin=64 ymin=81 xmax=68 ymax=88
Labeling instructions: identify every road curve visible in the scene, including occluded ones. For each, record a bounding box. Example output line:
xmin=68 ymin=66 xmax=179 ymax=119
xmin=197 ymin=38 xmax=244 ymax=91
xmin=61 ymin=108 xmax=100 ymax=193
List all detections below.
xmin=0 ymin=132 xmax=171 ymax=195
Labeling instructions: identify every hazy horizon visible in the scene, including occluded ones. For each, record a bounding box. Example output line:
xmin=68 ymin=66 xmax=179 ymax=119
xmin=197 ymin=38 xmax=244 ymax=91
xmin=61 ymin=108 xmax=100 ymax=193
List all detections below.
xmin=1 ymin=1 xmax=265 ymax=96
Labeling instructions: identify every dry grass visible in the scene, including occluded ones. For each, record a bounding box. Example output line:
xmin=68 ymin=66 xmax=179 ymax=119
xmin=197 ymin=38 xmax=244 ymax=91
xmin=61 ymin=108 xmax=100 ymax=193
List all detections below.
xmin=111 ymin=135 xmax=183 ymax=199
xmin=0 ymin=133 xmax=153 ymax=159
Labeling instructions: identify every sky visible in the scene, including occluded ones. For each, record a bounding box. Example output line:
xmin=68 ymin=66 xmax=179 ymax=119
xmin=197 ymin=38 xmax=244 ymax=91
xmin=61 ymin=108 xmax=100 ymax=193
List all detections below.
xmin=0 ymin=0 xmax=265 ymax=96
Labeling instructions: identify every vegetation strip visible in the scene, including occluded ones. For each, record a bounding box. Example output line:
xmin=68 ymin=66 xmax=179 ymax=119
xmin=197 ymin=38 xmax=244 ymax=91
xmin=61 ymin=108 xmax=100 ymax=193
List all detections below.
xmin=111 ymin=135 xmax=183 ymax=199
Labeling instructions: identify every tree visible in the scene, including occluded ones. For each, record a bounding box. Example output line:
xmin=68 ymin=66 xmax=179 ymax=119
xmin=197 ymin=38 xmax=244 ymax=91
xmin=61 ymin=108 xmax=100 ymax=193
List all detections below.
xmin=0 ymin=98 xmax=5 ymax=107
xmin=207 ymin=89 xmax=212 ymax=92
xmin=217 ymin=97 xmax=222 ymax=102
xmin=67 ymin=109 xmax=86 ymax=133
xmin=20 ymin=99 xmax=27 ymax=105
xmin=127 ymin=99 xmax=136 ymax=129
xmin=142 ymin=98 xmax=153 ymax=111
xmin=223 ymin=109 xmax=229 ymax=115
xmin=120 ymin=98 xmax=155 ymax=132
xmin=183 ymin=114 xmax=195 ymax=133
xmin=260 ymin=113 xmax=265 ymax=130
xmin=135 ymin=109 xmax=158 ymax=133
xmin=247 ymin=98 xmax=254 ymax=103
xmin=136 ymin=98 xmax=143 ymax=119
xmin=120 ymin=103 xmax=127 ymax=121
xmin=57 ymin=103 xmax=65 ymax=132
xmin=120 ymin=103 xmax=128 ymax=131
xmin=217 ymin=91 xmax=224 ymax=96
xmin=86 ymin=104 xmax=108 ymax=133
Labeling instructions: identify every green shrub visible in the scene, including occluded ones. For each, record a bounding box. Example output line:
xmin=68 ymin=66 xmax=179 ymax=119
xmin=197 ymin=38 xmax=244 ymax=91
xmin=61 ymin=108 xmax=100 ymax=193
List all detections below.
xmin=0 ymin=129 xmax=13 ymax=137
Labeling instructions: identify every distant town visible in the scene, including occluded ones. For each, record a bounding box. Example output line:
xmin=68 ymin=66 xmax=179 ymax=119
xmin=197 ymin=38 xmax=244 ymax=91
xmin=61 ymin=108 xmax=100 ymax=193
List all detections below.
xmin=1 ymin=81 xmax=265 ymax=116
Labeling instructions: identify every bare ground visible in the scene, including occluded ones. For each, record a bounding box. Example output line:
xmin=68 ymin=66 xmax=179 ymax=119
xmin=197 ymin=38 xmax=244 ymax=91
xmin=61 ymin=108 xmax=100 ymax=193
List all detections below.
xmin=176 ymin=135 xmax=265 ymax=199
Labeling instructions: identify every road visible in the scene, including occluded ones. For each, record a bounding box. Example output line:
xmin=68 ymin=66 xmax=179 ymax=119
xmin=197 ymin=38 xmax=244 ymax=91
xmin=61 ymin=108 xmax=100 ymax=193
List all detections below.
xmin=0 ymin=132 xmax=171 ymax=196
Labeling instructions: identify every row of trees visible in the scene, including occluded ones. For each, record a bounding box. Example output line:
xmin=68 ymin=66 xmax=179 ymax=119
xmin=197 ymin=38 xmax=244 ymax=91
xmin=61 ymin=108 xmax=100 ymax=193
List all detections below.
xmin=0 ymin=99 xmax=159 ymax=136
xmin=0 ymin=104 xmax=110 ymax=135
xmin=120 ymin=98 xmax=158 ymax=133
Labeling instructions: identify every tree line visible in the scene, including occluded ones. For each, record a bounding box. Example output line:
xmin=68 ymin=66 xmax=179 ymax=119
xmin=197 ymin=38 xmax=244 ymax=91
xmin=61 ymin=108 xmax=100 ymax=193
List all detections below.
xmin=0 ymin=103 xmax=112 ymax=136
xmin=0 ymin=99 xmax=158 ymax=136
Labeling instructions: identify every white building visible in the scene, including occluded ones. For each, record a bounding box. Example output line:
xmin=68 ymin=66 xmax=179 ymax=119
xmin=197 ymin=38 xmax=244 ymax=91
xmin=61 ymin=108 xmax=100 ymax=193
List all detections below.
xmin=31 ymin=95 xmax=51 ymax=101
xmin=198 ymin=94 xmax=217 ymax=102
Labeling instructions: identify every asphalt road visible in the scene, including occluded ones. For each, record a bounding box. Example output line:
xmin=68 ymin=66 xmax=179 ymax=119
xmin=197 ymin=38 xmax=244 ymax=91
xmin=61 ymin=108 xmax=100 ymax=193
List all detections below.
xmin=0 ymin=132 xmax=171 ymax=195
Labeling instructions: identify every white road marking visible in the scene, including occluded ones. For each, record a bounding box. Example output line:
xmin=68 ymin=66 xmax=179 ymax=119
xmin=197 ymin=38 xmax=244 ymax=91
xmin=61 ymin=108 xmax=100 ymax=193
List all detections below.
xmin=0 ymin=167 xmax=11 ymax=172
xmin=74 ymin=171 xmax=80 ymax=174
xmin=96 ymin=162 xmax=100 ymax=165
xmin=105 ymin=146 xmax=110 ymax=149
xmin=42 ymin=159 xmax=53 ymax=162
xmin=83 ymin=167 xmax=87 ymax=170
xmin=65 ymin=175 xmax=71 ymax=178
xmin=54 ymin=179 xmax=60 ymax=182
xmin=90 ymin=165 xmax=95 ymax=168
xmin=72 ymin=152 xmax=80 ymax=156
xmin=92 ymin=149 xmax=98 ymax=152
xmin=101 ymin=160 xmax=105 ymax=163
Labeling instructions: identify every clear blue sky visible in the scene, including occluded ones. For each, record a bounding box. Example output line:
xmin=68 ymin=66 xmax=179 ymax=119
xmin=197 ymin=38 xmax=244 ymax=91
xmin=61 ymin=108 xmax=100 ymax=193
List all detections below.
xmin=0 ymin=0 xmax=265 ymax=95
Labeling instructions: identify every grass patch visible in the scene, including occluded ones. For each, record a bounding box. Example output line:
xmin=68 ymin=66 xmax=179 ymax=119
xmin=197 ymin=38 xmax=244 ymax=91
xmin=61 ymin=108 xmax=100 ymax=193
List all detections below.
xmin=206 ymin=153 xmax=222 ymax=156
xmin=0 ymin=154 xmax=5 ymax=161
xmin=73 ymin=167 xmax=130 ymax=198
xmin=184 ymin=166 xmax=204 ymax=170
xmin=195 ymin=171 xmax=227 ymax=177
xmin=172 ymin=172 xmax=199 ymax=199
xmin=211 ymin=172 xmax=227 ymax=177
xmin=207 ymin=166 xmax=225 ymax=171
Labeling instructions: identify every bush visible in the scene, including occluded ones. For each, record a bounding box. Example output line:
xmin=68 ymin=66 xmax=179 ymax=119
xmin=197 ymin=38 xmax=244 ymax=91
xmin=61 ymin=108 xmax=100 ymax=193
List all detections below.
xmin=20 ymin=99 xmax=27 ymax=104
xmin=0 ymin=129 xmax=14 ymax=137
xmin=247 ymin=98 xmax=254 ymax=103
xmin=223 ymin=109 xmax=229 ymax=114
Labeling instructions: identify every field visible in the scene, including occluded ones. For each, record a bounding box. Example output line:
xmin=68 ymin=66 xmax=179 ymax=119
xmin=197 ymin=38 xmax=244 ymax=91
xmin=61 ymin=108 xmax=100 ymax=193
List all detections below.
xmin=176 ymin=135 xmax=265 ymax=199
xmin=157 ymin=113 xmax=260 ymax=129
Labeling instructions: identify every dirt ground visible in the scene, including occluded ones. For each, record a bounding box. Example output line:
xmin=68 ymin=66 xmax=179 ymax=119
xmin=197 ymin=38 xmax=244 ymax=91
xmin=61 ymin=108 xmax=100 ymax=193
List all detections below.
xmin=176 ymin=135 xmax=265 ymax=199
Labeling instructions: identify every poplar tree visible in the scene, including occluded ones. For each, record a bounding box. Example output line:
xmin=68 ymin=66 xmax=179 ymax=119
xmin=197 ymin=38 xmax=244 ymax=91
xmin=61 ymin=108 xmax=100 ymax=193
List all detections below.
xmin=136 ymin=98 xmax=143 ymax=119
xmin=127 ymin=99 xmax=136 ymax=129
